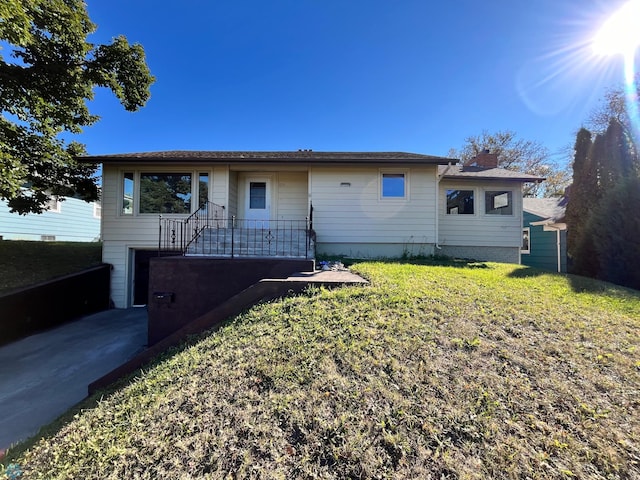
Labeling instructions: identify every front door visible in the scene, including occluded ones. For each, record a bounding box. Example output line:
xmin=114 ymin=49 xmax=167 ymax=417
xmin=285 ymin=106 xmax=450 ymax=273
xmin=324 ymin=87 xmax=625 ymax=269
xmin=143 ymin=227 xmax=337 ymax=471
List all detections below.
xmin=244 ymin=177 xmax=271 ymax=227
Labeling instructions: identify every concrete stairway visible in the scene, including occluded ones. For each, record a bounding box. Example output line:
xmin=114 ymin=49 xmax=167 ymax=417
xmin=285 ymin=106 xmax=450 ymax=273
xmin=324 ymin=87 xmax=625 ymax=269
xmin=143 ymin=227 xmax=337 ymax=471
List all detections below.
xmin=186 ymin=227 xmax=313 ymax=258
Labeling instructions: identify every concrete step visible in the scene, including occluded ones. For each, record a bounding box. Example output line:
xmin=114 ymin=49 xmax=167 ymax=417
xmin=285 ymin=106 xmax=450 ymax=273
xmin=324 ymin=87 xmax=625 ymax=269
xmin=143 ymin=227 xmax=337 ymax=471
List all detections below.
xmin=186 ymin=227 xmax=314 ymax=258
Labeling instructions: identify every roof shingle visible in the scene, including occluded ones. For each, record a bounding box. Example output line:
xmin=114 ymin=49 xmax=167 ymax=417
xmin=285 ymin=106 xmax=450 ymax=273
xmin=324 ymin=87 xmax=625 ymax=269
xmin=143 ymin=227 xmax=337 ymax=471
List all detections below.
xmin=438 ymin=164 xmax=544 ymax=183
xmin=78 ymin=150 xmax=457 ymax=165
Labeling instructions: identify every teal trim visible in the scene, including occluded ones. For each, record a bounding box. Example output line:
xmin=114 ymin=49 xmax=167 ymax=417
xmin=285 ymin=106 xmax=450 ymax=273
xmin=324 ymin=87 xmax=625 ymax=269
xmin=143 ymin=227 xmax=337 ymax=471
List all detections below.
xmin=521 ymin=211 xmax=567 ymax=273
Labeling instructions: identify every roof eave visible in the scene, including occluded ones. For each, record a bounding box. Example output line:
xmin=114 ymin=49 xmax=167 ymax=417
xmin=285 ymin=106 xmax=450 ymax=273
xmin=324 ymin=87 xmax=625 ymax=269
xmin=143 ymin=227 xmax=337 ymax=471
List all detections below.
xmin=443 ymin=174 xmax=546 ymax=183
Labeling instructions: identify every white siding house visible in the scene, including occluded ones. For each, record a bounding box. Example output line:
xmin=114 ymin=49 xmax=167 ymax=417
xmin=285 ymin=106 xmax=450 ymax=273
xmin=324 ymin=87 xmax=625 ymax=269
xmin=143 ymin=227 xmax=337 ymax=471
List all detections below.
xmin=81 ymin=151 xmax=542 ymax=308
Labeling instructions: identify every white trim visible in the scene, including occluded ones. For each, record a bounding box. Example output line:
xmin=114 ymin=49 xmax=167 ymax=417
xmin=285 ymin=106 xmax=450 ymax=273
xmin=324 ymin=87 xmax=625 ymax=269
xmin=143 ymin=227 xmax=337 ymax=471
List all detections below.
xmin=445 ymin=187 xmax=476 ymax=216
xmin=521 ymin=227 xmax=530 ymax=254
xmin=379 ymin=169 xmax=409 ymax=201
xmin=46 ymin=196 xmax=61 ymax=213
xmin=483 ymin=189 xmax=515 ymax=217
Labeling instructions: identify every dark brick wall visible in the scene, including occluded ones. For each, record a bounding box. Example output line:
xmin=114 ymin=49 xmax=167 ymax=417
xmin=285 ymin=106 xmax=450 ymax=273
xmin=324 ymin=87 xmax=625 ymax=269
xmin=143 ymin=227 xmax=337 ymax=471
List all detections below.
xmin=0 ymin=264 xmax=111 ymax=346
xmin=148 ymin=257 xmax=314 ymax=344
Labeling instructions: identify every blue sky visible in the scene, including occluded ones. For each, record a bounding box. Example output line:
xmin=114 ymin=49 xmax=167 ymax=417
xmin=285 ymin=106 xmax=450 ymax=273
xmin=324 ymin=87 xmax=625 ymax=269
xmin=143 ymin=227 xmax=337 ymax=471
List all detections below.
xmin=82 ymin=0 xmax=636 ymax=165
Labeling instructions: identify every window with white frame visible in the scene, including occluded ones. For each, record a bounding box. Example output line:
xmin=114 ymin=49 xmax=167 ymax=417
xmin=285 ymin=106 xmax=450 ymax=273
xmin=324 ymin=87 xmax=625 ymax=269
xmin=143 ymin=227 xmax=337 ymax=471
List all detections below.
xmin=381 ymin=172 xmax=407 ymax=199
xmin=46 ymin=196 xmax=61 ymax=213
xmin=122 ymin=172 xmax=134 ymax=215
xmin=521 ymin=227 xmax=530 ymax=253
xmin=446 ymin=189 xmax=474 ymax=214
xmin=485 ymin=190 xmax=513 ymax=215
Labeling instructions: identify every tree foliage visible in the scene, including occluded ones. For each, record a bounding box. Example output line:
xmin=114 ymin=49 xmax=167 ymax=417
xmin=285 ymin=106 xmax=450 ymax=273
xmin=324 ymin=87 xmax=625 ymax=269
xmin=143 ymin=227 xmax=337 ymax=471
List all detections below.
xmin=587 ymin=76 xmax=640 ymax=135
xmin=585 ymin=177 xmax=640 ymax=290
xmin=565 ymin=128 xmax=595 ymax=263
xmin=0 ymin=0 xmax=154 ymax=213
xmin=448 ymin=130 xmax=570 ymax=197
xmin=568 ymin=117 xmax=640 ymax=287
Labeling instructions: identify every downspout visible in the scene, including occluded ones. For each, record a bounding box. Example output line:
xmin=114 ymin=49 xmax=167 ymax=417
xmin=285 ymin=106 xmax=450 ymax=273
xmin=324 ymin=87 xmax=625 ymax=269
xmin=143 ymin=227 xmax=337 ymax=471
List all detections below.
xmin=435 ymin=163 xmax=453 ymax=250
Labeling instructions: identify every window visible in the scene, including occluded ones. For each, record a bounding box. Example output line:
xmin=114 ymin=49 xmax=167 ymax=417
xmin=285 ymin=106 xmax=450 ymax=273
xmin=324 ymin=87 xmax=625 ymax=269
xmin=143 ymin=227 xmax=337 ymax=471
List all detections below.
xmin=381 ymin=173 xmax=406 ymax=198
xmin=46 ymin=196 xmax=61 ymax=213
xmin=41 ymin=235 xmax=56 ymax=241
xmin=446 ymin=189 xmax=474 ymax=214
xmin=93 ymin=202 xmax=102 ymax=219
xmin=249 ymin=182 xmax=267 ymax=209
xmin=485 ymin=191 xmax=513 ymax=215
xmin=140 ymin=173 xmax=192 ymax=214
xmin=198 ymin=173 xmax=209 ymax=208
xmin=521 ymin=228 xmax=530 ymax=254
xmin=122 ymin=172 xmax=134 ymax=215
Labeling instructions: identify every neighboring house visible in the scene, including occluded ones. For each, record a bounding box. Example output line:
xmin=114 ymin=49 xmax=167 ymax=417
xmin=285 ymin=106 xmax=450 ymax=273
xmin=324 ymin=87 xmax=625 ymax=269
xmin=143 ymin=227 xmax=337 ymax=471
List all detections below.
xmin=522 ymin=196 xmax=568 ymax=273
xmin=0 ymin=194 xmax=101 ymax=242
xmin=79 ymin=150 xmax=543 ymax=308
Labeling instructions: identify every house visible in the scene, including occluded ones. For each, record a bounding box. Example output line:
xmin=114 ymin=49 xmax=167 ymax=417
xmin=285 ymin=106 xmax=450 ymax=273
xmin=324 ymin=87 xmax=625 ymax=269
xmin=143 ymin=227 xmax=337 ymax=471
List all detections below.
xmin=79 ymin=150 xmax=543 ymax=308
xmin=0 ymin=194 xmax=101 ymax=242
xmin=521 ymin=196 xmax=568 ymax=273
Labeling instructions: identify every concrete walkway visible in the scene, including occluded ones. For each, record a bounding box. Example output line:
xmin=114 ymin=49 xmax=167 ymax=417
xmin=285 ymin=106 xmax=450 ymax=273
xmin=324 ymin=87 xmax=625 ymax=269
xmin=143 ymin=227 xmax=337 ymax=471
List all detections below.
xmin=0 ymin=308 xmax=147 ymax=451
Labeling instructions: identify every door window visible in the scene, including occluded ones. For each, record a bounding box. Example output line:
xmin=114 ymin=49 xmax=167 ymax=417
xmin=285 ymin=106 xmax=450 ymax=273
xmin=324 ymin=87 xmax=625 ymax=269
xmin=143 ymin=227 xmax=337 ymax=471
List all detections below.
xmin=250 ymin=182 xmax=267 ymax=209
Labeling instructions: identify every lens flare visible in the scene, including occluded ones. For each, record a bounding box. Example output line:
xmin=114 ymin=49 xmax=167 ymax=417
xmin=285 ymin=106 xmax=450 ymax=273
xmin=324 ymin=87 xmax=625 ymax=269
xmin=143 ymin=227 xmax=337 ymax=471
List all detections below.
xmin=592 ymin=1 xmax=640 ymax=56
xmin=593 ymin=0 xmax=640 ymax=146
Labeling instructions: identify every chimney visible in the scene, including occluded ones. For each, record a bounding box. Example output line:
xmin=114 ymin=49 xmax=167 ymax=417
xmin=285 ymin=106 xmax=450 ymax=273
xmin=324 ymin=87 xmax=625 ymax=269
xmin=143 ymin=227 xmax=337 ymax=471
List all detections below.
xmin=467 ymin=149 xmax=499 ymax=168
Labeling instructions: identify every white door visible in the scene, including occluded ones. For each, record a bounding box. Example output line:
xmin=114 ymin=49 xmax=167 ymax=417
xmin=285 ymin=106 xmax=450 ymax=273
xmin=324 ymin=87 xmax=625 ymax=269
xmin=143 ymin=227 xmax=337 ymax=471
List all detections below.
xmin=244 ymin=177 xmax=271 ymax=227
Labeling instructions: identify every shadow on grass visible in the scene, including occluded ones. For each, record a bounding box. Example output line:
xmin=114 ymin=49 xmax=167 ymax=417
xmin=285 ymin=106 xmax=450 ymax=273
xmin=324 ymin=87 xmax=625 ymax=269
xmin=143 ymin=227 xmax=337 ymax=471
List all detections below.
xmin=508 ymin=265 xmax=639 ymax=295
xmin=318 ymin=254 xmax=491 ymax=269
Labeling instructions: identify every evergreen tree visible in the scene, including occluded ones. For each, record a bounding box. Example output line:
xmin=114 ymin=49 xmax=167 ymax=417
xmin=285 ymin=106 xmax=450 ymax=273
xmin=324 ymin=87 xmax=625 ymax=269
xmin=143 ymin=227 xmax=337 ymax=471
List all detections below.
xmin=602 ymin=118 xmax=634 ymax=188
xmin=566 ymin=128 xmax=593 ymax=270
xmin=589 ymin=177 xmax=640 ymax=290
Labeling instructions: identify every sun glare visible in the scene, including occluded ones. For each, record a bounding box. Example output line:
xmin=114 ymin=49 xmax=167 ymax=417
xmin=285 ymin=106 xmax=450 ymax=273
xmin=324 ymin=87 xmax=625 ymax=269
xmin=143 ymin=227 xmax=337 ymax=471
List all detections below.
xmin=592 ymin=0 xmax=640 ymax=56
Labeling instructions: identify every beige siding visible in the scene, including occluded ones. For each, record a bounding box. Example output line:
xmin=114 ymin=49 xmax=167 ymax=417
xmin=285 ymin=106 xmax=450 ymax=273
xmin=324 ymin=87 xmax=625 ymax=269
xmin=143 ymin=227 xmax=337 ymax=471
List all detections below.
xmin=438 ymin=180 xmax=523 ymax=249
xmin=227 ymin=170 xmax=238 ymax=217
xmin=310 ymin=166 xmax=437 ymax=256
xmin=277 ymin=171 xmax=308 ymax=220
xmin=102 ymin=164 xmax=220 ymax=307
xmin=211 ymin=166 xmax=228 ymax=212
xmin=102 ymin=166 xmax=161 ymax=307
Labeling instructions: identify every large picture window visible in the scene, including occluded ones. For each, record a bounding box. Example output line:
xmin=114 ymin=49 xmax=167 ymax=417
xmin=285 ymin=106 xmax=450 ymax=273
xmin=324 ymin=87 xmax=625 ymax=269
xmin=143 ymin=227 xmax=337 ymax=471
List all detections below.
xmin=485 ymin=190 xmax=513 ymax=215
xmin=381 ymin=173 xmax=406 ymax=198
xmin=446 ymin=189 xmax=474 ymax=214
xmin=140 ymin=173 xmax=192 ymax=214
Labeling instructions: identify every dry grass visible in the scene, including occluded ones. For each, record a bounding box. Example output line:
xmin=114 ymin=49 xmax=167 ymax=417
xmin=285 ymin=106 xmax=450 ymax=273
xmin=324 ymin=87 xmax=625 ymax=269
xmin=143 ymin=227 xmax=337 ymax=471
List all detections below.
xmin=2 ymin=261 xmax=639 ymax=479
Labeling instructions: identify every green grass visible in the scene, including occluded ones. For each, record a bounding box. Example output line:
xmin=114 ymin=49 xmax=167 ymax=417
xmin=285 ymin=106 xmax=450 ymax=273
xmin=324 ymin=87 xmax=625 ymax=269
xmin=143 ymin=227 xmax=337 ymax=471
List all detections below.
xmin=3 ymin=261 xmax=640 ymax=479
xmin=0 ymin=241 xmax=102 ymax=294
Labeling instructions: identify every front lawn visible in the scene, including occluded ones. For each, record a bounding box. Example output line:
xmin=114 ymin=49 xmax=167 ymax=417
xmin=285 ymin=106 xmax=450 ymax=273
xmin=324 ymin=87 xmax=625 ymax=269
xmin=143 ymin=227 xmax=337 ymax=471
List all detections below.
xmin=0 ymin=241 xmax=102 ymax=294
xmin=3 ymin=261 xmax=639 ymax=479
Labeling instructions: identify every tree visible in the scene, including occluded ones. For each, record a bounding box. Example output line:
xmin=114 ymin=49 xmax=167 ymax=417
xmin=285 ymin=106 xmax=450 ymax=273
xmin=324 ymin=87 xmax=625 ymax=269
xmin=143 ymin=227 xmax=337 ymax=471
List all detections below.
xmin=565 ymin=128 xmax=593 ymax=266
xmin=587 ymin=177 xmax=640 ymax=290
xmin=448 ymin=130 xmax=570 ymax=197
xmin=587 ymin=76 xmax=640 ymax=135
xmin=0 ymin=0 xmax=154 ymax=213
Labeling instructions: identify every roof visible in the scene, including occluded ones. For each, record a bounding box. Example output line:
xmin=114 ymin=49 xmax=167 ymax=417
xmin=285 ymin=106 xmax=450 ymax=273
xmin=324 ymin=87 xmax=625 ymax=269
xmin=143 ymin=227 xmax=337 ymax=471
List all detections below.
xmin=438 ymin=164 xmax=544 ymax=183
xmin=523 ymin=196 xmax=567 ymax=223
xmin=78 ymin=150 xmax=457 ymax=165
